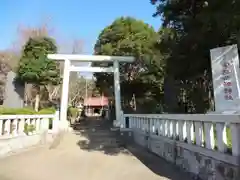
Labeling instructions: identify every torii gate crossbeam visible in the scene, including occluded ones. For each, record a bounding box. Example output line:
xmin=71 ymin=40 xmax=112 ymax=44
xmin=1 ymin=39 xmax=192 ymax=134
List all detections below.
xmin=48 ymin=54 xmax=134 ymax=130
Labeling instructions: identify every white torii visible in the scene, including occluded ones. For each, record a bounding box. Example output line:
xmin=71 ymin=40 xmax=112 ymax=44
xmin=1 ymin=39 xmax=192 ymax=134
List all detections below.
xmin=47 ymin=54 xmax=135 ymax=129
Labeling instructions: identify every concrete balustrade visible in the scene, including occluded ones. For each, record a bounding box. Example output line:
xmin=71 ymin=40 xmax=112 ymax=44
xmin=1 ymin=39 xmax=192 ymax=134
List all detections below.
xmin=122 ymin=114 xmax=240 ymax=180
xmin=0 ymin=114 xmax=56 ymax=137
xmin=0 ymin=113 xmax=60 ymax=157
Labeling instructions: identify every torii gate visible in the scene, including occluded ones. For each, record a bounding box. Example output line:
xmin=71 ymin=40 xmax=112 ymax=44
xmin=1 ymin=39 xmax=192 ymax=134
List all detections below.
xmin=47 ymin=54 xmax=134 ymax=129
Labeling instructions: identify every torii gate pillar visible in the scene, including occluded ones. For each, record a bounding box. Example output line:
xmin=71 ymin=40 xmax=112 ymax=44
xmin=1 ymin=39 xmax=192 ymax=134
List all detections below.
xmin=113 ymin=60 xmax=121 ymax=127
xmin=59 ymin=59 xmax=71 ymax=129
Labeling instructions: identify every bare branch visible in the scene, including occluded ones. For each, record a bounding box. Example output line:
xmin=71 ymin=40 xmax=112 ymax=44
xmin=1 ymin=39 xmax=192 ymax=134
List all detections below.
xmin=11 ymin=19 xmax=54 ymax=53
xmin=44 ymin=84 xmax=61 ymax=101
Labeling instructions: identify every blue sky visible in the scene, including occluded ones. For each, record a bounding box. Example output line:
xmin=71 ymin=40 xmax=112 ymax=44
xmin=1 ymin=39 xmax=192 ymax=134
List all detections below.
xmin=0 ymin=0 xmax=161 ymax=78
xmin=0 ymin=0 xmax=160 ymax=53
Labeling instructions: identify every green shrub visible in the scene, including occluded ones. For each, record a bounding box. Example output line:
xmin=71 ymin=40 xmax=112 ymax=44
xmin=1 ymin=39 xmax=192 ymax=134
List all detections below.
xmin=24 ymin=124 xmax=36 ymax=135
xmin=0 ymin=107 xmax=34 ymax=115
xmin=38 ymin=107 xmax=56 ymax=114
xmin=0 ymin=107 xmax=56 ymax=115
xmin=67 ymin=107 xmax=79 ymax=118
xmin=28 ymin=124 xmax=36 ymax=132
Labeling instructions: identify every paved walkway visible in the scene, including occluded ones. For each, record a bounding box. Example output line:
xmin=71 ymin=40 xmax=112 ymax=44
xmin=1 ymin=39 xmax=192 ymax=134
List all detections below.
xmin=0 ymin=119 xmax=192 ymax=180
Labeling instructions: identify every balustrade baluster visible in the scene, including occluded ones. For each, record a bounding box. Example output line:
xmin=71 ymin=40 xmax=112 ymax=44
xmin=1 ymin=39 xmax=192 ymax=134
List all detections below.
xmin=178 ymin=121 xmax=184 ymax=141
xmin=0 ymin=120 xmax=3 ymax=136
xmin=204 ymin=122 xmax=215 ymax=149
xmin=4 ymin=119 xmax=10 ymax=136
xmin=216 ymin=123 xmax=227 ymax=153
xmin=230 ymin=123 xmax=240 ymax=156
xmin=12 ymin=118 xmax=18 ymax=136
xmin=195 ymin=122 xmax=203 ymax=146
xmin=172 ymin=120 xmax=177 ymax=139
xmin=19 ymin=118 xmax=25 ymax=134
xmin=186 ymin=121 xmax=193 ymax=144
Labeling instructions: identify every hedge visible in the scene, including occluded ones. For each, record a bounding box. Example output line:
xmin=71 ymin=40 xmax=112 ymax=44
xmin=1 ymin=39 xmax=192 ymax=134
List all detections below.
xmin=0 ymin=107 xmax=56 ymax=115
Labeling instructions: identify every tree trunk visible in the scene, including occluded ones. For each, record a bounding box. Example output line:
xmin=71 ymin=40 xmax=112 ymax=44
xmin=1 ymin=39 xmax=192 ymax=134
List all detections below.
xmin=163 ymin=76 xmax=178 ymax=113
xmin=34 ymin=86 xmax=40 ymax=112
xmin=24 ymin=82 xmax=29 ymax=106
xmin=24 ymin=82 xmax=27 ymax=106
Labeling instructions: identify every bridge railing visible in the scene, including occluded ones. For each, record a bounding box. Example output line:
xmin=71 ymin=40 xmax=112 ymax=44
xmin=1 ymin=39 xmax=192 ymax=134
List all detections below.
xmin=123 ymin=114 xmax=240 ymax=157
xmin=0 ymin=114 xmax=58 ymax=138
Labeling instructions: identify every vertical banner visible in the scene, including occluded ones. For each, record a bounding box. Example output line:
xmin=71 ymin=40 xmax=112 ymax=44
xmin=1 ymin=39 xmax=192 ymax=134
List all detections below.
xmin=210 ymin=44 xmax=240 ymax=111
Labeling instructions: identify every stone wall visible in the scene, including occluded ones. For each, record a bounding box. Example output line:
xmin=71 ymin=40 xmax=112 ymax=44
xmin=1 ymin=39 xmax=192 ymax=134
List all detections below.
xmin=133 ymin=130 xmax=148 ymax=148
xmin=0 ymin=131 xmax=55 ymax=158
xmin=3 ymin=71 xmax=24 ymax=108
xmin=131 ymin=130 xmax=239 ymax=180
xmin=175 ymin=146 xmax=239 ymax=180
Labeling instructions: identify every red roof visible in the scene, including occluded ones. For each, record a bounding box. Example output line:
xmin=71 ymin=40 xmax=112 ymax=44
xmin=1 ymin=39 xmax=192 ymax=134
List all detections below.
xmin=84 ymin=97 xmax=108 ymax=106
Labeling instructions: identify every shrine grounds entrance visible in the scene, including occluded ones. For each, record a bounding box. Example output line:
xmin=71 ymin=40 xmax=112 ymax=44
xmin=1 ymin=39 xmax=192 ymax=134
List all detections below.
xmin=47 ymin=54 xmax=134 ymax=129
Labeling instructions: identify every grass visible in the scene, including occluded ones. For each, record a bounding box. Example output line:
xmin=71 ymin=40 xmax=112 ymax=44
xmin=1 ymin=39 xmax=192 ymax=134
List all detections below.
xmin=0 ymin=107 xmax=56 ymax=115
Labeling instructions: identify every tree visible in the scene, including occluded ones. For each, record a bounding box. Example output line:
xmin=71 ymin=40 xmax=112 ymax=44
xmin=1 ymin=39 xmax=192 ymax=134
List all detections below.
xmin=4 ymin=21 xmax=86 ymax=108
xmin=4 ymin=22 xmax=56 ymax=107
xmin=0 ymin=54 xmax=11 ymax=103
xmin=43 ymin=38 xmax=85 ymax=107
xmin=151 ymin=0 xmax=240 ymax=113
xmin=68 ymin=75 xmax=95 ymax=107
xmin=17 ymin=37 xmax=61 ymax=111
xmin=93 ymin=17 xmax=164 ymax=113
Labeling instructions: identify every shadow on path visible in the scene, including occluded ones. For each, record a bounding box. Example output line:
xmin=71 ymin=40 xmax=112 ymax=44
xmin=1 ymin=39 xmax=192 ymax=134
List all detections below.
xmin=127 ymin=145 xmax=193 ymax=180
xmin=73 ymin=118 xmax=192 ymax=180
xmin=73 ymin=117 xmax=130 ymax=155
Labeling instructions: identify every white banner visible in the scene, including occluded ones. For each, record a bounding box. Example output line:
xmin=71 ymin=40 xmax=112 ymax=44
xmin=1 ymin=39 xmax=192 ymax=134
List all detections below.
xmin=210 ymin=44 xmax=240 ymax=111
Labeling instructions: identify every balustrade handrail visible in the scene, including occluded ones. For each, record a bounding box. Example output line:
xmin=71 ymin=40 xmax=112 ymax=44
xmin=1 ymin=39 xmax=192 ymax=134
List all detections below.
xmin=0 ymin=114 xmax=55 ymax=120
xmin=124 ymin=113 xmax=240 ymax=123
xmin=123 ymin=113 xmax=240 ymax=158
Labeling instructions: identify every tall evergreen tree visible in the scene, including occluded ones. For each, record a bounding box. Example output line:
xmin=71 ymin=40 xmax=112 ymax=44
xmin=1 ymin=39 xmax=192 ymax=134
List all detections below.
xmin=17 ymin=37 xmax=61 ymax=111
xmin=93 ymin=17 xmax=165 ymax=113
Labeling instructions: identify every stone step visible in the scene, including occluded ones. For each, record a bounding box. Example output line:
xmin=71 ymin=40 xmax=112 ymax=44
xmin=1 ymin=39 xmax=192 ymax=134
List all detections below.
xmin=80 ymin=132 xmax=117 ymax=137
xmin=78 ymin=129 xmax=117 ymax=135
xmin=82 ymin=137 xmax=119 ymax=143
